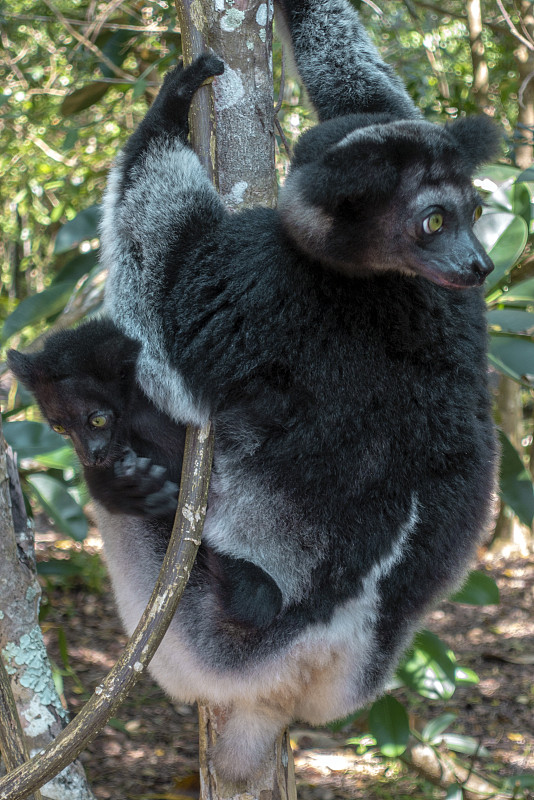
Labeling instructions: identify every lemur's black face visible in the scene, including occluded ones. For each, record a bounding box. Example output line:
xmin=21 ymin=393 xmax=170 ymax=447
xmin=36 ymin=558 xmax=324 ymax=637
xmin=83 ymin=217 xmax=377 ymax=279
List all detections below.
xmin=7 ymin=348 xmax=127 ymax=468
xmin=34 ymin=377 xmax=120 ymax=467
xmin=278 ymin=115 xmax=498 ymax=289
xmin=366 ymin=175 xmax=493 ymax=289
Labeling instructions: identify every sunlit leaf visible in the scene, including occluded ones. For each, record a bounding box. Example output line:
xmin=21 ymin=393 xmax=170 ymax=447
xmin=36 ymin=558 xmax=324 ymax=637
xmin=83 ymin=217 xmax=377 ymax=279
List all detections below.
xmin=478 ymin=213 xmax=528 ymax=294
xmin=450 ymin=570 xmax=500 ymax=605
xmin=490 ymin=277 xmax=534 ymax=305
xmin=421 ymin=713 xmax=456 ymax=743
xmin=511 ymin=181 xmax=531 ymax=226
xmin=368 ymin=695 xmax=409 ymax=757
xmin=396 ymin=630 xmax=456 ymax=700
xmin=439 ymin=734 xmax=489 ymax=757
xmin=454 ymin=666 xmax=479 ymax=685
xmin=32 ymin=446 xmax=77 ymax=471
xmin=27 ymin=473 xmax=88 ymax=541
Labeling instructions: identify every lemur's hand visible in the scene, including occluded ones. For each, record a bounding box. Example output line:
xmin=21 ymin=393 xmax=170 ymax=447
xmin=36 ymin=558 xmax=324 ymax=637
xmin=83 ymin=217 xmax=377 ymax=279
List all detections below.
xmin=113 ymin=448 xmax=178 ymax=518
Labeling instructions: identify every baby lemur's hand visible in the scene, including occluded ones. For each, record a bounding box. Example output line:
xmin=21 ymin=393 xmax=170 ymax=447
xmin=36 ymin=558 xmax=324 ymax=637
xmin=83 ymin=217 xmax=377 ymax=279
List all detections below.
xmin=113 ymin=448 xmax=179 ymax=518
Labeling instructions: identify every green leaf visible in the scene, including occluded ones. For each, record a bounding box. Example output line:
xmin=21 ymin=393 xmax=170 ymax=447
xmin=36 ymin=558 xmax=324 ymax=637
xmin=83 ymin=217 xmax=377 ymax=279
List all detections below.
xmin=37 ymin=560 xmax=84 ymax=578
xmin=454 ymin=666 xmax=479 ymax=685
xmin=497 ymin=429 xmax=534 ymax=527
xmin=396 ymin=630 xmax=456 ymax=700
xmin=61 ymin=127 xmax=79 ymax=151
xmin=3 ymin=421 xmax=66 ymax=458
xmin=511 ymin=181 xmax=532 ymax=226
xmin=487 ymin=309 xmax=534 ymax=335
xmin=132 ymin=78 xmax=148 ymax=99
xmin=1 ymin=282 xmax=74 ymax=342
xmin=489 ymin=334 xmax=534 ymax=386
xmin=32 ymin=446 xmax=76 ymax=471
xmin=490 ymin=276 xmax=534 ymax=305
xmin=444 ymin=784 xmax=463 ymax=800
xmin=52 ymin=250 xmax=100 ymax=286
xmin=503 ymin=775 xmax=534 ymax=792
xmin=478 ymin=213 xmax=528 ymax=295
xmin=98 ymin=30 xmax=133 ymax=78
xmin=517 ymin=166 xmax=534 ymax=183
xmin=439 ymin=734 xmax=489 ymax=757
xmin=61 ymin=82 xmax=110 ymax=116
xmin=27 ymin=473 xmax=88 ymax=541
xmin=421 ymin=713 xmax=457 ymax=743
xmin=368 ymin=695 xmax=409 ymax=757
xmin=477 ymin=164 xmax=520 ymax=184
xmin=450 ymin=570 xmax=500 ymax=605
xmin=54 ymin=205 xmax=101 ymax=255
xmin=51 ymin=663 xmax=64 ymax=698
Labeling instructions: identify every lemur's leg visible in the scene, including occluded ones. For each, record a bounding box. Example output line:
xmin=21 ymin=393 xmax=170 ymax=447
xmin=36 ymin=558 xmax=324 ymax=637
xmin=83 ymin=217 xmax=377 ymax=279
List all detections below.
xmin=276 ymin=0 xmax=419 ymax=121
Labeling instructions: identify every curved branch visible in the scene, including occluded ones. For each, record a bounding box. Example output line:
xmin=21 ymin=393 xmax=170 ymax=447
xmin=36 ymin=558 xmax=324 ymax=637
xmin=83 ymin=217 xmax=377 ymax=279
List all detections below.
xmin=0 ymin=422 xmax=214 ymax=800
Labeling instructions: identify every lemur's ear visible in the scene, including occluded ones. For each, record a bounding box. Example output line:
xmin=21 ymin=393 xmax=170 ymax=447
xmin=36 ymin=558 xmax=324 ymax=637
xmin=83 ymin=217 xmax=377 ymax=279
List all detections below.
xmin=309 ymin=132 xmax=400 ymax=208
xmin=100 ymin=332 xmax=140 ymax=379
xmin=7 ymin=350 xmax=40 ymax=389
xmin=447 ymin=116 xmax=502 ymax=173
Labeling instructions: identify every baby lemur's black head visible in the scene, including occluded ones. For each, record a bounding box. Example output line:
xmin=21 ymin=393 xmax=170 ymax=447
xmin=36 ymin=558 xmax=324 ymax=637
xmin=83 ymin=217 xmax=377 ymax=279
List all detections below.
xmin=278 ymin=113 xmax=501 ymax=289
xmin=7 ymin=319 xmax=140 ymax=467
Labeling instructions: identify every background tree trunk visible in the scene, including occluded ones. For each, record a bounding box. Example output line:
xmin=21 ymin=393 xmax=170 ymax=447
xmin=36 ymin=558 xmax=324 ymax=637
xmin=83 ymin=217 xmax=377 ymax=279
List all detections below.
xmin=175 ymin=1 xmax=296 ymax=796
xmin=0 ymin=421 xmax=97 ymax=800
xmin=493 ymin=0 xmax=534 ymax=548
xmin=465 ymin=0 xmax=489 ymax=109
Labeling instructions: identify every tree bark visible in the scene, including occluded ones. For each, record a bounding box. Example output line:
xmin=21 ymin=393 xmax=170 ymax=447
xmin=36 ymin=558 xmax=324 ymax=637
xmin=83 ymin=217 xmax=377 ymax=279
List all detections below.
xmin=0 ymin=421 xmax=96 ymax=800
xmin=493 ymin=1 xmax=534 ymax=546
xmin=465 ymin=0 xmax=489 ymax=110
xmin=175 ymin=1 xmax=296 ymax=796
xmin=515 ymin=1 xmax=534 ymax=171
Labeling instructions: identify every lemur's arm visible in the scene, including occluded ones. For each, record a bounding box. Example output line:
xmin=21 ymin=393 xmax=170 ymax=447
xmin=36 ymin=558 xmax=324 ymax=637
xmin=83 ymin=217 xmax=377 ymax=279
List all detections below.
xmin=276 ymin=0 xmax=419 ymax=121
xmin=102 ymin=55 xmax=227 ymax=425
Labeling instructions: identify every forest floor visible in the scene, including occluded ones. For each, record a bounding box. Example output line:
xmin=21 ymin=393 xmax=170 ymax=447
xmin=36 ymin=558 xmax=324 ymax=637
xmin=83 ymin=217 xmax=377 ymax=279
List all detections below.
xmin=34 ymin=520 xmax=534 ymax=800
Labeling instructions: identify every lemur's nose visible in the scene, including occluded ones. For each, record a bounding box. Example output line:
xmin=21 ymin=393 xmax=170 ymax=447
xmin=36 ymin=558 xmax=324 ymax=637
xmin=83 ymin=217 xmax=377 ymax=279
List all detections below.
xmin=471 ymin=251 xmax=494 ymax=286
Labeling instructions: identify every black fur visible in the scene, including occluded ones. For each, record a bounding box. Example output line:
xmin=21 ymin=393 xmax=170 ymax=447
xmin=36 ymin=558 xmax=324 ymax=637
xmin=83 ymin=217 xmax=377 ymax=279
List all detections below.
xmin=7 ymin=320 xmax=283 ymax=629
xmin=97 ymin=1 xmax=499 ymax=779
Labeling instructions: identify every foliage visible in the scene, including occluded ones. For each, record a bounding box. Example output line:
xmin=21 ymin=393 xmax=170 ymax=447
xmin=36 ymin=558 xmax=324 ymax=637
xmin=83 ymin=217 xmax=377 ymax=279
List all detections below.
xmin=1 ymin=0 xmax=533 ymax=794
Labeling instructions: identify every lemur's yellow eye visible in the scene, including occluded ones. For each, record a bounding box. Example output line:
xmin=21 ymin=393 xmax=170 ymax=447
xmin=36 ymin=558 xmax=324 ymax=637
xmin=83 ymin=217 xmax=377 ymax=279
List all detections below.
xmin=90 ymin=415 xmax=108 ymax=428
xmin=474 ymin=205 xmax=483 ymax=222
xmin=422 ymin=213 xmax=443 ymax=234
xmin=52 ymin=424 xmax=66 ymax=434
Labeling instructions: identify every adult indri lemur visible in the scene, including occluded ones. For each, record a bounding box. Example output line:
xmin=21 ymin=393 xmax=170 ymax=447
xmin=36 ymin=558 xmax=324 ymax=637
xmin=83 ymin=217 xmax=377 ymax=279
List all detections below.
xmin=100 ymin=0 xmax=499 ymax=780
xmin=7 ymin=319 xmax=282 ymax=630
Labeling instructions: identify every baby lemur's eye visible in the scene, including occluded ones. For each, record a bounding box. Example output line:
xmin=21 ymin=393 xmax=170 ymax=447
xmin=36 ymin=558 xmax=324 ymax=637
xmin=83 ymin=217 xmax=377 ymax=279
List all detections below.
xmin=90 ymin=414 xmax=108 ymax=428
xmin=474 ymin=205 xmax=483 ymax=222
xmin=52 ymin=424 xmax=66 ymax=434
xmin=422 ymin=212 xmax=443 ymax=235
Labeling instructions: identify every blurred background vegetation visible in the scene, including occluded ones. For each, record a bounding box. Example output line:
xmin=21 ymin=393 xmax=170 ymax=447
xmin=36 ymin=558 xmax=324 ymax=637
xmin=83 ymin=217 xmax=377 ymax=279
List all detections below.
xmin=1 ymin=0 xmax=534 ymax=797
